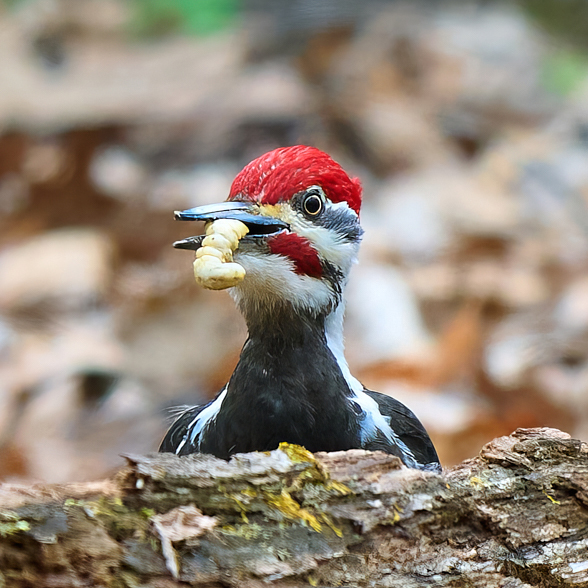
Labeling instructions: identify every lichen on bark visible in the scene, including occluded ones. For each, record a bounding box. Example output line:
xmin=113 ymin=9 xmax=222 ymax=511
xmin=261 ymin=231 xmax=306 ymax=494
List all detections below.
xmin=0 ymin=427 xmax=587 ymax=587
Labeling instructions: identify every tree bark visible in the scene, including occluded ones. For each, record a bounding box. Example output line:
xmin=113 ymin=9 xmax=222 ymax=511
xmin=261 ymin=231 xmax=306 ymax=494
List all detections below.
xmin=0 ymin=427 xmax=587 ymax=588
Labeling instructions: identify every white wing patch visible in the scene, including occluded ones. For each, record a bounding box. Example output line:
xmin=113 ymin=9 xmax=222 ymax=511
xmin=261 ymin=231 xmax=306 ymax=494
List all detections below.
xmin=175 ymin=387 xmax=227 ymax=454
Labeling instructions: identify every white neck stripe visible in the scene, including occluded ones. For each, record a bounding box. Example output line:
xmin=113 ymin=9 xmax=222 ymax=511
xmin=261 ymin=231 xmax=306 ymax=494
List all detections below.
xmin=324 ymin=301 xmax=419 ymax=467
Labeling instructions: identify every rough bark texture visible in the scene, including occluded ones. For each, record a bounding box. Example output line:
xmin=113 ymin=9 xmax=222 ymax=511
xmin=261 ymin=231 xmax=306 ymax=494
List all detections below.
xmin=0 ymin=427 xmax=587 ymax=588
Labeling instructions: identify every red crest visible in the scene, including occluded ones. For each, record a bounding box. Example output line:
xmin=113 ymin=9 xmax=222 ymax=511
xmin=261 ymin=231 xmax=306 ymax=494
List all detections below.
xmin=229 ymin=146 xmax=362 ymax=215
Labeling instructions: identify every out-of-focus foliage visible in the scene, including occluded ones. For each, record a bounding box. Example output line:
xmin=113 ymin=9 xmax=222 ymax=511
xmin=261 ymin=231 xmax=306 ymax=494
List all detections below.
xmin=129 ymin=0 xmax=239 ymax=37
xmin=541 ymin=50 xmax=588 ymax=96
xmin=1 ymin=0 xmax=26 ymax=8
xmin=520 ymin=0 xmax=588 ymax=50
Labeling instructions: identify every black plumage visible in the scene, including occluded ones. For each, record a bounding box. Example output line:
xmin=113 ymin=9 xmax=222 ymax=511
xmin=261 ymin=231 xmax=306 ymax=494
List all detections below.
xmin=160 ymin=307 xmax=440 ymax=471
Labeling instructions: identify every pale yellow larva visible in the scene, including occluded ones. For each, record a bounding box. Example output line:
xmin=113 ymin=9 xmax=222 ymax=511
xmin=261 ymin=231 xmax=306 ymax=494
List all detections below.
xmin=193 ymin=219 xmax=249 ymax=290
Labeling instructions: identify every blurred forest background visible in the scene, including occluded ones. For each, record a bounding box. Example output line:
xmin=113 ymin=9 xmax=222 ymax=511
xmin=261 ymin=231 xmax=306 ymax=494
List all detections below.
xmin=1 ymin=0 xmax=588 ymax=482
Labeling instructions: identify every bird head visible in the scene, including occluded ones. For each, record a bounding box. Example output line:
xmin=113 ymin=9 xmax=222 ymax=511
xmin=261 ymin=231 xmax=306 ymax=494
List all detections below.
xmin=174 ymin=146 xmax=363 ymax=319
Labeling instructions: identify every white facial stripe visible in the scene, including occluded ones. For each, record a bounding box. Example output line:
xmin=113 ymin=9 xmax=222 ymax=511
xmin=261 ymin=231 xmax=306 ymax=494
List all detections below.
xmin=175 ymin=387 xmax=228 ymax=454
xmin=259 ymin=199 xmax=360 ymax=274
xmin=324 ymin=302 xmax=420 ymax=468
xmin=290 ymin=221 xmax=360 ymax=274
xmin=232 ymin=250 xmax=333 ymax=314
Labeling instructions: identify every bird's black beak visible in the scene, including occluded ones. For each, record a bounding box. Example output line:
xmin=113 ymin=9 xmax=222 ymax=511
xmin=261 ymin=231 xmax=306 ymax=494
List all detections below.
xmin=173 ymin=202 xmax=289 ymax=250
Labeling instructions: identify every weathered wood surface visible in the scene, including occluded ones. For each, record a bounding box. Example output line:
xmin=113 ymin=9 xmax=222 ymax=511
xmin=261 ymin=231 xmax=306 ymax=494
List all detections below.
xmin=1 ymin=427 xmax=587 ymax=587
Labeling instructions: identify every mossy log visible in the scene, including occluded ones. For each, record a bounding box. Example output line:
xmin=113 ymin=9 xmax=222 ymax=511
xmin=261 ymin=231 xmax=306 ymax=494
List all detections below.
xmin=1 ymin=427 xmax=587 ymax=587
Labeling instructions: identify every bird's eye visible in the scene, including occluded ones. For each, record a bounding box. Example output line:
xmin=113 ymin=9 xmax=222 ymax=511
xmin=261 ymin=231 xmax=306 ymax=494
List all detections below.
xmin=302 ymin=192 xmax=323 ymax=216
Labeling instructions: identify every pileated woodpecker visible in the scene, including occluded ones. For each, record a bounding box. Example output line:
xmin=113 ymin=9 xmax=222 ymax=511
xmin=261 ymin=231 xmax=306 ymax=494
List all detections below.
xmin=160 ymin=146 xmax=440 ymax=471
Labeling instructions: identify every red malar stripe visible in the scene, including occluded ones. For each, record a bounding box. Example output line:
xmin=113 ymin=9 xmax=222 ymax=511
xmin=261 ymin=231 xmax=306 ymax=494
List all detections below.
xmin=267 ymin=233 xmax=322 ymax=278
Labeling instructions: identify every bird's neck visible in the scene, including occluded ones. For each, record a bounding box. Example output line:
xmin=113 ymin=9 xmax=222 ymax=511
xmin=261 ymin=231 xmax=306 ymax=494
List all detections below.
xmin=219 ymin=299 xmax=360 ymax=453
xmin=230 ymin=297 xmax=360 ymax=400
xmin=232 ymin=295 xmax=356 ymax=392
xmin=243 ymin=302 xmax=328 ymax=348
xmin=234 ymin=293 xmax=358 ymax=393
